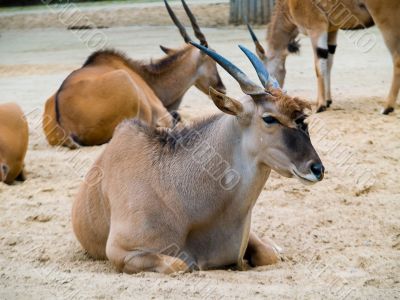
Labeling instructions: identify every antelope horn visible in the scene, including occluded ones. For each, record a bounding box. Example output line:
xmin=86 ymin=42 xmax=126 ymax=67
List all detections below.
xmin=239 ymin=45 xmax=280 ymax=89
xmin=164 ymin=0 xmax=191 ymax=43
xmin=181 ymin=0 xmax=208 ymax=47
xmin=190 ymin=42 xmax=267 ymax=96
xmin=247 ymin=23 xmax=266 ymax=58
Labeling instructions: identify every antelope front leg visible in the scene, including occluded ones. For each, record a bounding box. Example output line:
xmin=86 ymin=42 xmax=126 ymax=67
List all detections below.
xmin=310 ymin=30 xmax=330 ymax=113
xmin=244 ymin=231 xmax=283 ymax=267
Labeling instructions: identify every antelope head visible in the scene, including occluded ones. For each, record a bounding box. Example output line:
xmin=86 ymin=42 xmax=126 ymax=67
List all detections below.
xmin=191 ymin=42 xmax=324 ymax=184
xmin=163 ymin=0 xmax=226 ymax=94
xmin=246 ymin=24 xmax=292 ymax=88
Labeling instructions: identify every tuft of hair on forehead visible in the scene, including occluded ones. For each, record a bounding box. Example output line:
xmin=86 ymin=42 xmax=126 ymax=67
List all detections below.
xmin=268 ymin=89 xmax=311 ymax=119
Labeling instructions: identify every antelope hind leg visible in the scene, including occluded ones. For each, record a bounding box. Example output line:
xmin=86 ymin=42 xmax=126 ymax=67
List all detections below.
xmin=309 ymin=30 xmax=330 ymax=113
xmin=107 ymin=246 xmax=189 ymax=274
xmin=245 ymin=231 xmax=283 ymax=267
xmin=326 ymin=30 xmax=338 ymax=108
xmin=382 ymin=53 xmax=400 ymax=114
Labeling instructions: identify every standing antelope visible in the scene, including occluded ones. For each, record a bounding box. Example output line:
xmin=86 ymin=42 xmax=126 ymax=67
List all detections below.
xmin=247 ymin=0 xmax=399 ymax=114
xmin=0 ymin=103 xmax=29 ymax=184
xmin=43 ymin=0 xmax=225 ymax=149
xmin=72 ymin=44 xmax=324 ymax=274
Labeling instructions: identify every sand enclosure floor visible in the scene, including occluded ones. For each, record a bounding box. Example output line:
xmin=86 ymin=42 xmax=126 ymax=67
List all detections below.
xmin=0 ymin=12 xmax=400 ymax=300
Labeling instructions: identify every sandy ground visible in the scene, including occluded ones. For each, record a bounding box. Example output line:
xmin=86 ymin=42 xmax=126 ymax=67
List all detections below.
xmin=0 ymin=1 xmax=229 ymax=30
xmin=0 ymin=8 xmax=400 ymax=300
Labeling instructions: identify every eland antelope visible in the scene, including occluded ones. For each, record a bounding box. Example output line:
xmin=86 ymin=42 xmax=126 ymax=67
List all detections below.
xmin=247 ymin=0 xmax=399 ymax=114
xmin=42 ymin=0 xmax=225 ymax=149
xmin=72 ymin=43 xmax=324 ymax=274
xmin=0 ymin=103 xmax=29 ymax=184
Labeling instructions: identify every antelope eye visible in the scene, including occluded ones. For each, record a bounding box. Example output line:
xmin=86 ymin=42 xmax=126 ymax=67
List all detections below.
xmin=262 ymin=115 xmax=279 ymax=125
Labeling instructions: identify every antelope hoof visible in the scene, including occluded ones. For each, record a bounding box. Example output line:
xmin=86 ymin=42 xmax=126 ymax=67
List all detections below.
xmin=326 ymin=99 xmax=332 ymax=108
xmin=381 ymin=107 xmax=394 ymax=115
xmin=15 ymin=169 xmax=26 ymax=182
xmin=251 ymin=243 xmax=282 ymax=266
xmin=64 ymin=136 xmax=81 ymax=150
xmin=269 ymin=241 xmax=284 ymax=262
xmin=67 ymin=142 xmax=80 ymax=150
xmin=170 ymin=111 xmax=181 ymax=125
xmin=316 ymin=105 xmax=327 ymax=113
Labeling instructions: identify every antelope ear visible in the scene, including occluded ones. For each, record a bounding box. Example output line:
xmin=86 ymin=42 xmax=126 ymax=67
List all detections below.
xmin=160 ymin=45 xmax=174 ymax=54
xmin=209 ymin=87 xmax=243 ymax=116
xmin=255 ymin=44 xmax=266 ymax=61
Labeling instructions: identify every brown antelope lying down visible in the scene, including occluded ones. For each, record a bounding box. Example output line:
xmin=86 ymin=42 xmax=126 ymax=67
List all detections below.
xmin=42 ymin=0 xmax=225 ymax=149
xmin=247 ymin=0 xmax=400 ymax=114
xmin=72 ymin=44 xmax=325 ymax=274
xmin=0 ymin=103 xmax=29 ymax=184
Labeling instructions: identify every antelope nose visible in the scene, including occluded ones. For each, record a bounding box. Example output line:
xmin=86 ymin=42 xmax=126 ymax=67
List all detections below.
xmin=310 ymin=162 xmax=324 ymax=181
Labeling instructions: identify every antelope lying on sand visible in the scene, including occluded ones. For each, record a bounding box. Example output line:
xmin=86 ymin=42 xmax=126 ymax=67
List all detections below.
xmin=248 ymin=0 xmax=399 ymax=114
xmin=72 ymin=44 xmax=324 ymax=274
xmin=0 ymin=103 xmax=29 ymax=184
xmin=43 ymin=0 xmax=225 ymax=148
